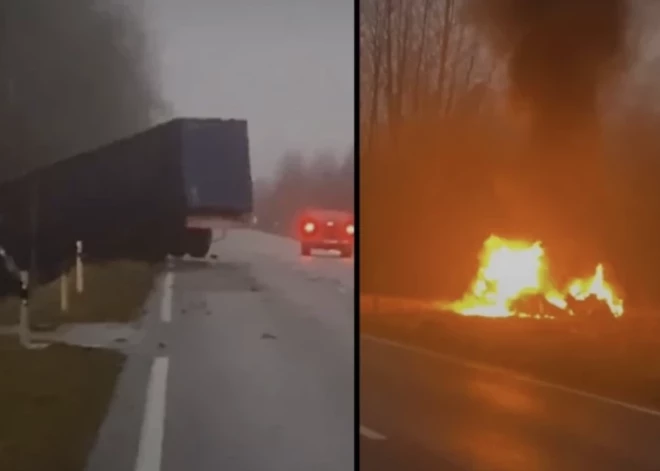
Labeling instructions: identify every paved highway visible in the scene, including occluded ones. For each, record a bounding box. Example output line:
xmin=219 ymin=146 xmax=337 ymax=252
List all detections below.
xmin=87 ymin=229 xmax=354 ymax=471
xmin=361 ymin=336 xmax=660 ymax=471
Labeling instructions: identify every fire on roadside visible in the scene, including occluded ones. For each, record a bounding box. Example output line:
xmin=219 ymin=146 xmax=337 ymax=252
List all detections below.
xmin=439 ymin=235 xmax=624 ymax=319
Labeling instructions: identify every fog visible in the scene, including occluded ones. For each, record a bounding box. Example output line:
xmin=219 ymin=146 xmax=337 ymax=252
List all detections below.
xmin=143 ymin=0 xmax=354 ymax=178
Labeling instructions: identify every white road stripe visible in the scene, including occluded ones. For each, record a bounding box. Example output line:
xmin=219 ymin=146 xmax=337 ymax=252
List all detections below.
xmin=360 ymin=425 xmax=387 ymax=440
xmin=135 ymin=356 xmax=169 ymax=471
xmin=362 ymin=334 xmax=660 ymax=419
xmin=160 ymin=272 xmax=174 ymax=323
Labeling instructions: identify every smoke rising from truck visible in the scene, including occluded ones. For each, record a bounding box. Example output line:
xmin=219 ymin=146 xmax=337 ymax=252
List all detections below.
xmin=0 ymin=0 xmax=167 ymax=179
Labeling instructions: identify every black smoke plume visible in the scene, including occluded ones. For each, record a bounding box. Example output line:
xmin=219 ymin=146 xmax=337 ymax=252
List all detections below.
xmin=0 ymin=0 xmax=169 ymax=180
xmin=467 ymin=0 xmax=631 ymax=277
xmin=469 ymin=0 xmax=629 ymax=143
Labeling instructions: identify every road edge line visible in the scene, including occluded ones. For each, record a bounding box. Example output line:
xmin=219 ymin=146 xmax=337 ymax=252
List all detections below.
xmin=159 ymin=272 xmax=174 ymax=323
xmin=362 ymin=334 xmax=660 ymax=418
xmin=134 ymin=356 xmax=169 ymax=471
xmin=360 ymin=425 xmax=387 ymax=440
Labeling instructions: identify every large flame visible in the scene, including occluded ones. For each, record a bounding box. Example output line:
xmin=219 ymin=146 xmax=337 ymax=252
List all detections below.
xmin=442 ymin=235 xmax=624 ymax=318
xmin=567 ymin=264 xmax=624 ymax=317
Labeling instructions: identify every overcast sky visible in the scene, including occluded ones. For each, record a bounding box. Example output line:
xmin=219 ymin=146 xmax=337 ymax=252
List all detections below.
xmin=140 ymin=0 xmax=353 ymax=178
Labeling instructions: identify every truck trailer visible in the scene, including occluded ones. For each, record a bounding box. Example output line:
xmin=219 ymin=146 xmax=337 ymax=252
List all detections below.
xmin=0 ymin=117 xmax=253 ymax=289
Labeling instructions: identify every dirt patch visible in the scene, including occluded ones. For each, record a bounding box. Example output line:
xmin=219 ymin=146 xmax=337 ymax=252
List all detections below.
xmin=0 ymin=337 xmax=124 ymax=470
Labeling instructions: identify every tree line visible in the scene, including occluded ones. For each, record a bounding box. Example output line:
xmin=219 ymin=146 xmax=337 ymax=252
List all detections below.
xmin=253 ymin=150 xmax=354 ymax=236
xmin=361 ymin=0 xmax=660 ymax=307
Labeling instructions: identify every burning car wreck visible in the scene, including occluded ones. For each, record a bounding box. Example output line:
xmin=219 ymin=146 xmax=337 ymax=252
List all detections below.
xmin=439 ymin=235 xmax=624 ymax=320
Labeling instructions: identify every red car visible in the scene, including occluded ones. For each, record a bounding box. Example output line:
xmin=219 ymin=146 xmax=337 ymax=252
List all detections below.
xmin=296 ymin=209 xmax=354 ymax=258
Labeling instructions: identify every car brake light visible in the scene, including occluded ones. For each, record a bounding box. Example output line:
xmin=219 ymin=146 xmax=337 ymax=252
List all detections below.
xmin=346 ymin=223 xmax=354 ymax=235
xmin=303 ymin=221 xmax=315 ymax=233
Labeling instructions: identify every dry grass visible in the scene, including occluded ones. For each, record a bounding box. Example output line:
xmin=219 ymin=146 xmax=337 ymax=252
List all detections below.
xmin=0 ymin=260 xmax=158 ymax=327
xmin=0 ymin=260 xmax=159 ymax=469
xmin=0 ymin=337 xmax=124 ymax=471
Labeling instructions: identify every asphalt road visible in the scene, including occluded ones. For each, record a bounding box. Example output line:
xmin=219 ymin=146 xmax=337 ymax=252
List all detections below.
xmin=87 ymin=229 xmax=354 ymax=471
xmin=360 ymin=336 xmax=660 ymax=471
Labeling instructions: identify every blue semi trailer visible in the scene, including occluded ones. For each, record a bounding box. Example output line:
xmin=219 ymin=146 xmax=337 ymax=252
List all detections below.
xmin=0 ymin=117 xmax=253 ymax=290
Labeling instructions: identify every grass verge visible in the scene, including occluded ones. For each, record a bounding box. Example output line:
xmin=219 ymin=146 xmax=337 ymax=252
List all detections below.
xmin=0 ymin=337 xmax=124 ymax=470
xmin=0 ymin=260 xmax=158 ymax=327
xmin=362 ymin=310 xmax=660 ymax=409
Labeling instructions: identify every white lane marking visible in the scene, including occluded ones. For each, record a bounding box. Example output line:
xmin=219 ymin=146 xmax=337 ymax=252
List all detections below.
xmin=160 ymin=272 xmax=174 ymax=323
xmin=135 ymin=356 xmax=169 ymax=471
xmin=362 ymin=334 xmax=660 ymax=419
xmin=360 ymin=425 xmax=387 ymax=440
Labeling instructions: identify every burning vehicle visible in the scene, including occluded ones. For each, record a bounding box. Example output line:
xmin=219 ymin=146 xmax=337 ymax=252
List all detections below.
xmin=439 ymin=235 xmax=624 ymax=319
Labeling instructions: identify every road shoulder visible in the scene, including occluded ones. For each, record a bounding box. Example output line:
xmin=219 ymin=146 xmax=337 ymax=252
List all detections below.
xmin=85 ymin=272 xmax=168 ymax=471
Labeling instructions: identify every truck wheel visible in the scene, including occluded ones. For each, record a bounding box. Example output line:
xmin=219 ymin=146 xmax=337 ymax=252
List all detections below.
xmin=168 ymin=232 xmax=186 ymax=258
xmin=170 ymin=241 xmax=185 ymax=258
xmin=186 ymin=228 xmax=212 ymax=258
xmin=170 ymin=248 xmax=185 ymax=258
xmin=300 ymin=244 xmax=311 ymax=256
xmin=140 ymin=237 xmax=168 ymax=263
xmin=189 ymin=242 xmax=209 ymax=258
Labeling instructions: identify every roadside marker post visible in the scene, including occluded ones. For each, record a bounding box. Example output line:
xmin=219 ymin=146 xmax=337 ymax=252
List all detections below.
xmin=60 ymin=270 xmax=69 ymax=312
xmin=0 ymin=246 xmax=48 ymax=348
xmin=18 ymin=270 xmax=49 ymax=350
xmin=18 ymin=271 xmax=29 ymax=346
xmin=76 ymin=240 xmax=84 ymax=293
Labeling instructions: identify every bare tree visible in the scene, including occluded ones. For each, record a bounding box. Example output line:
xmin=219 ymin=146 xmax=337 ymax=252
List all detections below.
xmin=307 ymin=151 xmax=340 ymax=208
xmin=360 ymin=0 xmax=386 ymax=154
xmin=268 ymin=151 xmax=308 ymax=234
xmin=360 ymin=0 xmax=505 ymax=296
xmin=360 ymin=0 xmax=497 ymax=147
xmin=254 ymin=150 xmax=354 ymax=234
xmin=360 ymin=0 xmax=660 ymax=304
